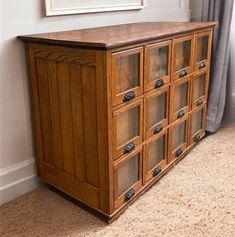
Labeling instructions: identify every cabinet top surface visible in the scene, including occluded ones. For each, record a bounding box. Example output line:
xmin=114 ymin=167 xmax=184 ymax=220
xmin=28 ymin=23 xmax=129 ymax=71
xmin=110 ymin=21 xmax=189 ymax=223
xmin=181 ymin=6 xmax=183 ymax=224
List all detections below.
xmin=19 ymin=22 xmax=217 ymax=49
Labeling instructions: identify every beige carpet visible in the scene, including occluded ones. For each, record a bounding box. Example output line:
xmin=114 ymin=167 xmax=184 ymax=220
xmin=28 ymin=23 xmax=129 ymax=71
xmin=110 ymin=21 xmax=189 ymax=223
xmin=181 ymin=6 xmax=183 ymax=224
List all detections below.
xmin=1 ymin=123 xmax=235 ymax=237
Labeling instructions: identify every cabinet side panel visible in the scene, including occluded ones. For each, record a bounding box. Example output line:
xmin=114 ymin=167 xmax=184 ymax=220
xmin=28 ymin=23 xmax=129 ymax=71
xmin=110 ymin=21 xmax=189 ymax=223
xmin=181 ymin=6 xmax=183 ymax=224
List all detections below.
xmin=26 ymin=43 xmax=109 ymax=209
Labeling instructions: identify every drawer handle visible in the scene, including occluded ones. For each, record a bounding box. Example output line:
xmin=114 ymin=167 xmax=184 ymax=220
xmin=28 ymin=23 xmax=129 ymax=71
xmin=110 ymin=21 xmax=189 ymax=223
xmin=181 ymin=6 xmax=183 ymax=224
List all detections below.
xmin=177 ymin=110 xmax=185 ymax=119
xmin=199 ymin=62 xmax=206 ymax=69
xmin=124 ymin=142 xmax=135 ymax=154
xmin=179 ymin=70 xmax=187 ymax=78
xmin=125 ymin=188 xmax=135 ymax=201
xmin=153 ymin=166 xmax=161 ymax=177
xmin=175 ymin=148 xmax=183 ymax=157
xmin=155 ymin=79 xmax=164 ymax=89
xmin=123 ymin=91 xmax=135 ymax=102
xmin=197 ymin=98 xmax=203 ymax=106
xmin=194 ymin=134 xmax=201 ymax=143
xmin=153 ymin=124 xmax=163 ymax=134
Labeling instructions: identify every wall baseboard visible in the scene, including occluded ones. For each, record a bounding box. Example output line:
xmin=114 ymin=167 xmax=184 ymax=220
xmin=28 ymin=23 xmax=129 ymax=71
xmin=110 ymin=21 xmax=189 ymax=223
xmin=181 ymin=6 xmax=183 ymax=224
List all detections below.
xmin=0 ymin=159 xmax=39 ymax=205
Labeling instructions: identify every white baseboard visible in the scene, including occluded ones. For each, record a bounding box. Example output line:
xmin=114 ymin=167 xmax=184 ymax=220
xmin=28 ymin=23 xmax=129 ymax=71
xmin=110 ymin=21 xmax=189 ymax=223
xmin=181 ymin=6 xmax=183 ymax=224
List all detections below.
xmin=0 ymin=159 xmax=39 ymax=205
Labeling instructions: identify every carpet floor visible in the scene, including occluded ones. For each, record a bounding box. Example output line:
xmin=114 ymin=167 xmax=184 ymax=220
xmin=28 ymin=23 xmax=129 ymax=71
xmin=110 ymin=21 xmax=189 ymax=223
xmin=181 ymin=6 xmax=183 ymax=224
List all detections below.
xmin=1 ymin=123 xmax=235 ymax=237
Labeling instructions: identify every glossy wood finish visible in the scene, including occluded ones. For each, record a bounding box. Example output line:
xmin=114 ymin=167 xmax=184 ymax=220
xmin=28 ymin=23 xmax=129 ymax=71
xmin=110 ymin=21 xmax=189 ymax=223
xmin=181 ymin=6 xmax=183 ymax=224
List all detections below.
xmin=20 ymin=22 xmax=216 ymax=222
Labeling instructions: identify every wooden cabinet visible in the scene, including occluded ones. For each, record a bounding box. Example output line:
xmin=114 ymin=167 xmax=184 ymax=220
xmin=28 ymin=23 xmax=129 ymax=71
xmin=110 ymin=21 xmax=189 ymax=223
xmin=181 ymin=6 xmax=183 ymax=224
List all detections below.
xmin=19 ymin=22 xmax=216 ymax=223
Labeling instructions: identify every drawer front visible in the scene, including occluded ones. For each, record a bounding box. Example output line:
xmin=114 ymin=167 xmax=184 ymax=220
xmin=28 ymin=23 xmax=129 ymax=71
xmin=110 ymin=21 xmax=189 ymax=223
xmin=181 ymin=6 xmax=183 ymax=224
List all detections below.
xmin=172 ymin=35 xmax=194 ymax=81
xmin=144 ymin=129 xmax=168 ymax=184
xmin=194 ymin=30 xmax=212 ymax=72
xmin=114 ymin=147 xmax=143 ymax=209
xmin=192 ymin=69 xmax=209 ymax=109
xmin=189 ymin=105 xmax=206 ymax=145
xmin=113 ymin=99 xmax=143 ymax=159
xmin=170 ymin=76 xmax=191 ymax=122
xmin=145 ymin=86 xmax=169 ymax=139
xmin=145 ymin=40 xmax=171 ymax=92
xmin=169 ymin=116 xmax=189 ymax=162
xmin=111 ymin=47 xmax=144 ymax=106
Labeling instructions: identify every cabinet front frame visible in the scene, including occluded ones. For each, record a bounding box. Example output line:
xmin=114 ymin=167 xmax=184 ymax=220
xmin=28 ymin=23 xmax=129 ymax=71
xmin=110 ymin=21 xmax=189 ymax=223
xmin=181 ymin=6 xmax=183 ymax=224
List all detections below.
xmin=194 ymin=30 xmax=212 ymax=72
xmin=191 ymin=68 xmax=209 ymax=109
xmin=189 ymin=104 xmax=207 ymax=145
xmin=168 ymin=116 xmax=189 ymax=163
xmin=144 ymin=128 xmax=168 ymax=184
xmin=111 ymin=47 xmax=144 ymax=106
xmin=145 ymin=86 xmax=169 ymax=139
xmin=112 ymin=99 xmax=143 ymax=159
xmin=170 ymin=75 xmax=191 ymax=123
xmin=145 ymin=40 xmax=171 ymax=92
xmin=171 ymin=35 xmax=194 ymax=81
xmin=113 ymin=146 xmax=143 ymax=209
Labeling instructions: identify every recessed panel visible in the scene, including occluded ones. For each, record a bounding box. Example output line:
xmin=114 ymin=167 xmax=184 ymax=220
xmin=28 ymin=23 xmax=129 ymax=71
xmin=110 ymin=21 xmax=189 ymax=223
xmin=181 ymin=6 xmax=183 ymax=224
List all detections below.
xmin=172 ymin=122 xmax=186 ymax=150
xmin=197 ymin=35 xmax=209 ymax=62
xmin=173 ymin=82 xmax=188 ymax=112
xmin=192 ymin=110 xmax=203 ymax=135
xmin=194 ymin=74 xmax=206 ymax=101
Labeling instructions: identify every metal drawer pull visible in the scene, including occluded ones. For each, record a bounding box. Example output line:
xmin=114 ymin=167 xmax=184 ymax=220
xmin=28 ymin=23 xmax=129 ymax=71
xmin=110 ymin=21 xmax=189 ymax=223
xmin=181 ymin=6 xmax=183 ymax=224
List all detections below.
xmin=177 ymin=110 xmax=185 ymax=119
xmin=199 ymin=62 xmax=206 ymax=69
xmin=124 ymin=142 xmax=135 ymax=154
xmin=179 ymin=70 xmax=187 ymax=78
xmin=194 ymin=134 xmax=201 ymax=143
xmin=153 ymin=166 xmax=161 ymax=177
xmin=123 ymin=91 xmax=135 ymax=102
xmin=125 ymin=188 xmax=135 ymax=201
xmin=175 ymin=148 xmax=183 ymax=157
xmin=197 ymin=99 xmax=203 ymax=106
xmin=153 ymin=124 xmax=163 ymax=134
xmin=155 ymin=79 xmax=164 ymax=89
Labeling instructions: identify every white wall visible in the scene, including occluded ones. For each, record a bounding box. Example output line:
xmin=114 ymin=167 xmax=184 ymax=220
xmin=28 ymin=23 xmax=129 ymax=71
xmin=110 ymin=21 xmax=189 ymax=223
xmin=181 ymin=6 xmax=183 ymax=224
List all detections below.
xmin=0 ymin=0 xmax=190 ymax=204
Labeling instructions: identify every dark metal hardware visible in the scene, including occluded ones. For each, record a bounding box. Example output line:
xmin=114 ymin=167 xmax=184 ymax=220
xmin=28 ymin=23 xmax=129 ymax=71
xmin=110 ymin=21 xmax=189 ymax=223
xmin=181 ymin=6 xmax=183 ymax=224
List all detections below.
xmin=153 ymin=166 xmax=161 ymax=177
xmin=179 ymin=70 xmax=187 ymax=78
xmin=155 ymin=79 xmax=164 ymax=89
xmin=153 ymin=124 xmax=163 ymax=134
xmin=194 ymin=134 xmax=201 ymax=143
xmin=124 ymin=142 xmax=135 ymax=154
xmin=175 ymin=148 xmax=183 ymax=158
xmin=177 ymin=110 xmax=185 ymax=119
xmin=197 ymin=99 xmax=203 ymax=106
xmin=125 ymin=188 xmax=135 ymax=201
xmin=199 ymin=62 xmax=206 ymax=69
xmin=123 ymin=91 xmax=135 ymax=102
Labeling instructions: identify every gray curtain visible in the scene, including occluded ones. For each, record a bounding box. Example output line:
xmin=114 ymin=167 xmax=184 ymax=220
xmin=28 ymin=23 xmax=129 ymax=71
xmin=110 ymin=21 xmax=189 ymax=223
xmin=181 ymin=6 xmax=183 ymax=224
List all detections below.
xmin=201 ymin=0 xmax=234 ymax=132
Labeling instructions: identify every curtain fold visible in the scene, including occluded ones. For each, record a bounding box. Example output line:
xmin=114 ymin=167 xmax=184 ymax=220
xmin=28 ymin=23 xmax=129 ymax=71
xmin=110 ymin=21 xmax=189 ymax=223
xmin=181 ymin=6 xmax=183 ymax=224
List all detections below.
xmin=201 ymin=0 xmax=234 ymax=132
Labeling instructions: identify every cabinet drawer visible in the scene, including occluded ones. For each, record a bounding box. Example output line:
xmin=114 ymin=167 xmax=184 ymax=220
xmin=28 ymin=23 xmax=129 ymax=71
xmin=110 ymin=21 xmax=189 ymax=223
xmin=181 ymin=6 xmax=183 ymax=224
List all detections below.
xmin=144 ymin=129 xmax=168 ymax=184
xmin=169 ymin=116 xmax=189 ymax=162
xmin=114 ymin=147 xmax=143 ymax=209
xmin=192 ymin=69 xmax=209 ymax=109
xmin=189 ymin=105 xmax=206 ymax=145
xmin=112 ymin=99 xmax=143 ymax=159
xmin=111 ymin=47 xmax=144 ymax=106
xmin=172 ymin=35 xmax=194 ymax=81
xmin=170 ymin=76 xmax=191 ymax=122
xmin=145 ymin=40 xmax=171 ymax=92
xmin=145 ymin=86 xmax=169 ymax=139
xmin=194 ymin=31 xmax=212 ymax=71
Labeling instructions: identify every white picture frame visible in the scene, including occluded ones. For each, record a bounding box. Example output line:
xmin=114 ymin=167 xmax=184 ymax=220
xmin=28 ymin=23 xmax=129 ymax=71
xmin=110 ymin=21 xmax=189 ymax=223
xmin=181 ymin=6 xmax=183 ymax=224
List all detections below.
xmin=45 ymin=0 xmax=146 ymax=16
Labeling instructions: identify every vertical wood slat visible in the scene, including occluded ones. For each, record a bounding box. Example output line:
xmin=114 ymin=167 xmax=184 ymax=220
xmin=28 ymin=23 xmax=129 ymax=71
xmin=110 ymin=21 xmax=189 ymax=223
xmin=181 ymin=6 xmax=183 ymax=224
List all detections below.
xmin=82 ymin=66 xmax=99 ymax=188
xmin=70 ymin=64 xmax=86 ymax=182
xmin=57 ymin=62 xmax=75 ymax=176
xmin=36 ymin=59 xmax=54 ymax=166
xmin=47 ymin=61 xmax=63 ymax=171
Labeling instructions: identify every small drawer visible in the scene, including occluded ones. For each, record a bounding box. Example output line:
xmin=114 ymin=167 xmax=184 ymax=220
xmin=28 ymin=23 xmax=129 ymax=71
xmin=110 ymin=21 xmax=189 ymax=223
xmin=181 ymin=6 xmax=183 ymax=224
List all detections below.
xmin=172 ymin=35 xmax=194 ymax=81
xmin=192 ymin=69 xmax=209 ymax=109
xmin=194 ymin=30 xmax=212 ymax=72
xmin=170 ymin=76 xmax=191 ymax=122
xmin=111 ymin=47 xmax=144 ymax=106
xmin=144 ymin=128 xmax=168 ymax=184
xmin=112 ymin=99 xmax=143 ymax=159
xmin=145 ymin=86 xmax=169 ymax=139
xmin=189 ymin=104 xmax=206 ymax=145
xmin=113 ymin=146 xmax=143 ymax=209
xmin=145 ymin=40 xmax=171 ymax=92
xmin=169 ymin=116 xmax=189 ymax=162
